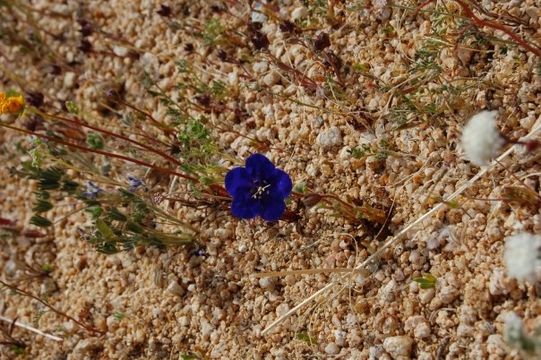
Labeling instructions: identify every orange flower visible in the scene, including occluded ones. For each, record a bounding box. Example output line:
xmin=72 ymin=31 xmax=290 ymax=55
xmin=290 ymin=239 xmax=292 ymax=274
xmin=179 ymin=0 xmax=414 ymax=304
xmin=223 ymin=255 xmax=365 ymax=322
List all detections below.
xmin=0 ymin=93 xmax=25 ymax=114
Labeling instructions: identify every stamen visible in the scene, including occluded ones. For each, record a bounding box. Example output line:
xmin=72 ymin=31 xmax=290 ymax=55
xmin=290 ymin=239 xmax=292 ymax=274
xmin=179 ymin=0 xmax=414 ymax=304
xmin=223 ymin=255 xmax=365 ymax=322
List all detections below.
xmin=252 ymin=183 xmax=271 ymax=199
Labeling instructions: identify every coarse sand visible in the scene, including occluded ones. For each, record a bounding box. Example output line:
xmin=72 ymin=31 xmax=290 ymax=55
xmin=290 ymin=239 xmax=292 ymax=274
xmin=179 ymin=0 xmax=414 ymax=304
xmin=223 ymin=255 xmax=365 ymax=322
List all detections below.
xmin=1 ymin=0 xmax=541 ymax=359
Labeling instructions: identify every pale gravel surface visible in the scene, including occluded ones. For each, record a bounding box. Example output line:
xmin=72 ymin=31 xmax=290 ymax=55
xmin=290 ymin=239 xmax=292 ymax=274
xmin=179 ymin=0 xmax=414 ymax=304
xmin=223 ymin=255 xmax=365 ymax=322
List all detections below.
xmin=1 ymin=0 xmax=541 ymax=359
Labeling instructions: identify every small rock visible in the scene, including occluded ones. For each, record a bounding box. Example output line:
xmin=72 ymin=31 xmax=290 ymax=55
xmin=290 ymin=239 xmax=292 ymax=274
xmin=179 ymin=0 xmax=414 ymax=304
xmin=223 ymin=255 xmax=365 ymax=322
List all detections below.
xmin=275 ymin=303 xmax=290 ymax=317
xmin=258 ymin=277 xmax=273 ymax=289
xmin=201 ymin=320 xmax=214 ymax=338
xmin=366 ymin=155 xmax=385 ymax=172
xmin=325 ymin=342 xmax=340 ymax=355
xmin=317 ymin=126 xmax=342 ymax=149
xmin=456 ymin=323 xmax=473 ymax=338
xmin=140 ymin=52 xmax=160 ymax=80
xmin=291 ymin=6 xmax=308 ymax=21
xmin=312 ymin=116 xmax=324 ymax=128
xmin=438 ymin=285 xmax=458 ymax=304
xmin=414 ymin=322 xmax=431 ymax=339
xmin=488 ymin=268 xmax=509 ymax=296
xmin=487 ymin=334 xmax=507 ymax=357
xmin=334 ymin=330 xmax=346 ymax=346
xmin=113 ymin=46 xmax=129 ymax=57
xmin=166 ymin=280 xmax=185 ymax=297
xmin=373 ymin=0 xmax=391 ymax=20
xmin=418 ymin=288 xmax=435 ymax=304
xmin=251 ymin=10 xmax=267 ymax=23
xmin=262 ymin=71 xmax=280 ymax=86
xmin=253 ymin=61 xmax=269 ymax=74
xmin=383 ymin=336 xmax=413 ymax=359
xmin=378 ymin=279 xmax=397 ymax=303
xmin=64 ymin=72 xmax=76 ymax=88
xmin=63 ymin=320 xmax=76 ymax=334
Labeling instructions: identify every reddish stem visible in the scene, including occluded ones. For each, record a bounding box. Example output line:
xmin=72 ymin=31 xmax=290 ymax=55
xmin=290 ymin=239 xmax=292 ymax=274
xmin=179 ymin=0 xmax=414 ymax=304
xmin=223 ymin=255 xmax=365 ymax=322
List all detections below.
xmin=0 ymin=122 xmax=198 ymax=182
xmin=44 ymin=112 xmax=182 ymax=166
xmin=0 ymin=280 xmax=104 ymax=335
xmin=455 ymin=0 xmax=541 ymax=57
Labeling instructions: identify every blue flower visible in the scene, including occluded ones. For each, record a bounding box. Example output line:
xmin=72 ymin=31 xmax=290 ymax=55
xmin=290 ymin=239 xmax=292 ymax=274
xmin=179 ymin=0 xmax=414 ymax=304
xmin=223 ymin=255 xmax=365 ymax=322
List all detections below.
xmin=127 ymin=175 xmax=144 ymax=192
xmin=82 ymin=181 xmax=102 ymax=199
xmin=225 ymin=153 xmax=292 ymax=222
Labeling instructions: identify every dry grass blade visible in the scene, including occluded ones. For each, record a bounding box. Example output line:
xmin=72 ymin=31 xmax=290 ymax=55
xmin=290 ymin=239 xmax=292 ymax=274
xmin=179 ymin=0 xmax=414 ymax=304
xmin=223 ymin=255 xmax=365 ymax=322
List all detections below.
xmin=0 ymin=316 xmax=62 ymax=342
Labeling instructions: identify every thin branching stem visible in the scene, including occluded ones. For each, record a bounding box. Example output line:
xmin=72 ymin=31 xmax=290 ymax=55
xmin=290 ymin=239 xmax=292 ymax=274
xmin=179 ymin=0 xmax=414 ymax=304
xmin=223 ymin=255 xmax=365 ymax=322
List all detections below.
xmin=0 ymin=122 xmax=199 ymax=182
xmin=0 ymin=280 xmax=103 ymax=335
xmin=37 ymin=110 xmax=183 ymax=167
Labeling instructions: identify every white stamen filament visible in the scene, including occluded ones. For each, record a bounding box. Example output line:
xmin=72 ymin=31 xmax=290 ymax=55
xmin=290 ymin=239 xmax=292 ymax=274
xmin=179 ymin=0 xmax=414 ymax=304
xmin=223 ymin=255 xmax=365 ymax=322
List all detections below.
xmin=252 ymin=184 xmax=271 ymax=199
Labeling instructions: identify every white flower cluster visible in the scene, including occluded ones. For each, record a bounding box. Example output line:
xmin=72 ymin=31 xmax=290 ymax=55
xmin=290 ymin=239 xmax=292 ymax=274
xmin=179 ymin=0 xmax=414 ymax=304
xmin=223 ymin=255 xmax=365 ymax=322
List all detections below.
xmin=461 ymin=111 xmax=505 ymax=166
xmin=504 ymin=233 xmax=541 ymax=283
xmin=504 ymin=312 xmax=524 ymax=344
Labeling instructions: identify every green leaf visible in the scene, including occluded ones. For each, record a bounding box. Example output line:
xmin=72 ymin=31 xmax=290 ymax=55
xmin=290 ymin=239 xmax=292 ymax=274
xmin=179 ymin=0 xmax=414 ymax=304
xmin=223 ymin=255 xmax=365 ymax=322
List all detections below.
xmin=85 ymin=206 xmax=103 ymax=219
xmin=180 ymin=353 xmax=199 ymax=360
xmin=413 ymin=273 xmax=437 ymax=289
xmin=95 ymin=219 xmax=115 ymax=240
xmin=33 ymin=199 xmax=53 ymax=213
xmin=296 ymin=331 xmax=317 ymax=345
xmin=41 ymin=263 xmax=53 ymax=273
xmin=62 ymin=180 xmax=79 ymax=194
xmin=65 ymin=101 xmax=79 ymax=114
xmin=30 ymin=215 xmax=52 ymax=227
xmin=113 ymin=311 xmax=125 ymax=321
xmin=37 ymin=167 xmax=63 ymax=190
xmin=293 ymin=181 xmax=307 ymax=193
xmin=86 ymin=132 xmax=104 ymax=149
xmin=108 ymin=208 xmax=127 ymax=222
xmin=126 ymin=221 xmax=144 ymax=234
xmin=34 ymin=190 xmax=50 ymax=200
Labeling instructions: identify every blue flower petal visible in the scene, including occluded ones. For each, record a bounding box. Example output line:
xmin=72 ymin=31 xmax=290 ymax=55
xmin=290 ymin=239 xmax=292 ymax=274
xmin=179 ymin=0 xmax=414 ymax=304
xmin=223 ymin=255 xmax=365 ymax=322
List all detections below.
xmin=260 ymin=196 xmax=286 ymax=222
xmin=271 ymin=169 xmax=292 ymax=198
xmin=231 ymin=192 xmax=260 ymax=219
xmin=225 ymin=167 xmax=251 ymax=197
xmin=245 ymin=153 xmax=275 ymax=180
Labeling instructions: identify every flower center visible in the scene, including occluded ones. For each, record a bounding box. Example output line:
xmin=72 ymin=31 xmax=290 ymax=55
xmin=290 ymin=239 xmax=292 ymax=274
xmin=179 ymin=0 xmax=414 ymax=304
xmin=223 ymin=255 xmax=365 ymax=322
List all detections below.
xmin=251 ymin=182 xmax=271 ymax=199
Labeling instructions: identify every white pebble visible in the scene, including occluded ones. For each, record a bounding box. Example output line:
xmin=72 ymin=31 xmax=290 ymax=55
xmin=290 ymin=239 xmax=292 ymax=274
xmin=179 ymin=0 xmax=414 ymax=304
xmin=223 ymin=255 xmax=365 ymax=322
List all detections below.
xmin=64 ymin=72 xmax=76 ymax=88
xmin=383 ymin=336 xmax=413 ymax=358
xmin=317 ymin=126 xmax=343 ymax=149
xmin=325 ymin=342 xmax=340 ymax=355
xmin=263 ymin=71 xmax=280 ymax=86
xmin=275 ymin=303 xmax=290 ymax=317
xmin=291 ymin=6 xmax=308 ymax=21
xmin=258 ymin=277 xmax=272 ymax=289
xmin=334 ymin=330 xmax=347 ymax=346
xmin=113 ymin=46 xmax=129 ymax=57
xmin=166 ymin=281 xmax=184 ymax=297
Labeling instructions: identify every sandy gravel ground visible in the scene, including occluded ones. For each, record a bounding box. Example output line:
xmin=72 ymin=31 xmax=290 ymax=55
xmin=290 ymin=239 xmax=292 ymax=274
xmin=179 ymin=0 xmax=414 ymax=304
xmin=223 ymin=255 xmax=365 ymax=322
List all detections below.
xmin=1 ymin=0 xmax=541 ymax=359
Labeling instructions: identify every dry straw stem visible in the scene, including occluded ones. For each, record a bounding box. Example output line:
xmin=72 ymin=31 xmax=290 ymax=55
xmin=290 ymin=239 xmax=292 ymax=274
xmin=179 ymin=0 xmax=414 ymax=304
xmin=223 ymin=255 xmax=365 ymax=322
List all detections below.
xmin=261 ymin=117 xmax=541 ymax=336
xmin=0 ymin=315 xmax=62 ymax=342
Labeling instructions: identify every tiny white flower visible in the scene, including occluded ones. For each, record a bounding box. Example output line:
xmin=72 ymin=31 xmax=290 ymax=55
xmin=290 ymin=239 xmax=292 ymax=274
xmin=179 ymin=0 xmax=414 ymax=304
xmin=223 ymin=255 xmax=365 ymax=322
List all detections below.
xmin=504 ymin=312 xmax=524 ymax=344
xmin=504 ymin=232 xmax=541 ymax=283
xmin=461 ymin=110 xmax=505 ymax=166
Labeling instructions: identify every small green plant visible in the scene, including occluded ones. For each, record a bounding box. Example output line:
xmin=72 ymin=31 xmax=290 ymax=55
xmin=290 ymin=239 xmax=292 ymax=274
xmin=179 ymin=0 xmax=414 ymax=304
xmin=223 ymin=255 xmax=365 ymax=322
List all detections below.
xmin=113 ymin=312 xmax=125 ymax=321
xmin=180 ymin=353 xmax=200 ymax=360
xmin=348 ymin=140 xmax=390 ymax=160
xmin=296 ymin=331 xmax=318 ymax=346
xmin=202 ymin=19 xmax=225 ymax=46
xmin=413 ymin=273 xmax=437 ymax=289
